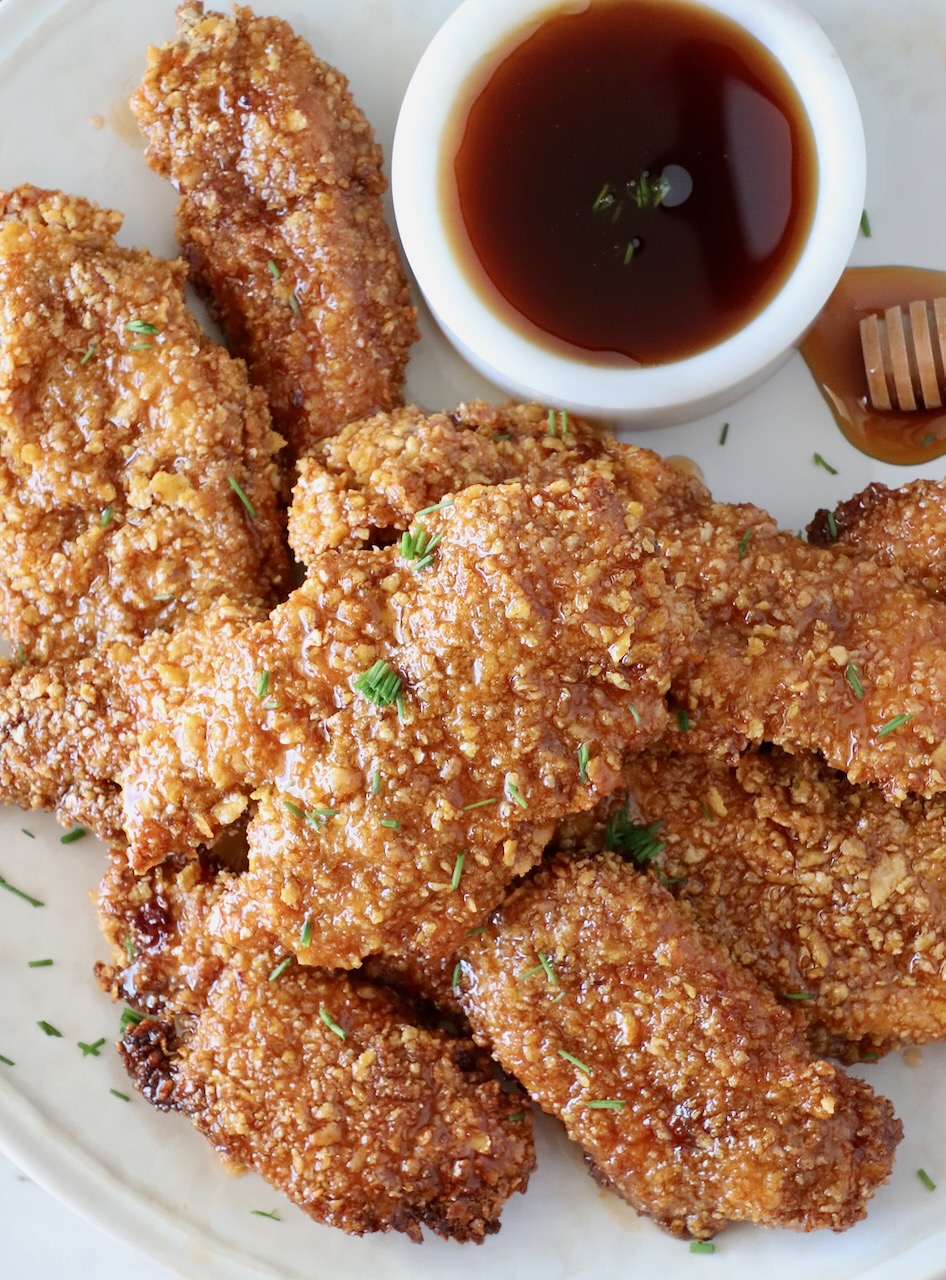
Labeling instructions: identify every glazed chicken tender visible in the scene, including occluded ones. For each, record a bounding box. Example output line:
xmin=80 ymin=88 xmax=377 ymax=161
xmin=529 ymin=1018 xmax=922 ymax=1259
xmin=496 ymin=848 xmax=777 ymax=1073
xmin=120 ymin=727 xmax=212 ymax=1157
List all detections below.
xmin=460 ymin=851 xmax=901 ymax=1240
xmin=0 ymin=186 xmax=288 ymax=663
xmin=98 ymin=854 xmax=535 ymax=1242
xmin=131 ymin=3 xmax=418 ymax=462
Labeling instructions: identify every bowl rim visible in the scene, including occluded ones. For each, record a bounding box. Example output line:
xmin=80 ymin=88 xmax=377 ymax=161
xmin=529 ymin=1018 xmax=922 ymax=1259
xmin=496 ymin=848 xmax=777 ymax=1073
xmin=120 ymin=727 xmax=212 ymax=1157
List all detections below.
xmin=392 ymin=0 xmax=867 ymax=419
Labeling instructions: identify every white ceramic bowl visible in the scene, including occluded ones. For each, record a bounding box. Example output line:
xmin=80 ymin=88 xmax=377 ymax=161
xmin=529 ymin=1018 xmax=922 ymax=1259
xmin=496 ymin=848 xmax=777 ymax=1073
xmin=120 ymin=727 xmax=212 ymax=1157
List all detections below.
xmin=393 ymin=0 xmax=866 ymax=426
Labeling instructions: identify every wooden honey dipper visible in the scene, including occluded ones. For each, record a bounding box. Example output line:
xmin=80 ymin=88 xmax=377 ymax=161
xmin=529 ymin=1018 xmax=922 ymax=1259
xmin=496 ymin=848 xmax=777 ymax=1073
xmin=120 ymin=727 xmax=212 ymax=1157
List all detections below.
xmin=860 ymin=298 xmax=946 ymax=410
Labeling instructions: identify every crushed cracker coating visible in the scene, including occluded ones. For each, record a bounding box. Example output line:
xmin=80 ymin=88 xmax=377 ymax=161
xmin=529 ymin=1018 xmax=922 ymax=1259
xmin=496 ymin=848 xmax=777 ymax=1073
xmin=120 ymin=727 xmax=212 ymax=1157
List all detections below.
xmin=131 ymin=3 xmax=418 ymax=463
xmin=462 ymin=851 xmax=901 ymax=1240
xmin=97 ymin=853 xmax=534 ymax=1242
xmin=0 ymin=185 xmax=289 ymax=664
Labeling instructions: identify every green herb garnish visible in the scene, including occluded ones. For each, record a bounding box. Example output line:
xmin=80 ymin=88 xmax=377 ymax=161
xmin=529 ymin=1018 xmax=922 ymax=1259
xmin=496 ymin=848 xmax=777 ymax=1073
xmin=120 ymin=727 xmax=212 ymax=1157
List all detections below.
xmin=921 ymin=433 xmax=937 ymax=448
xmin=813 ymin=452 xmax=838 ymax=475
xmin=690 ymin=1241 xmax=716 ymax=1255
xmin=845 ymin=662 xmax=864 ymax=699
xmin=507 ymin=1111 xmax=526 ymax=1123
xmin=353 ymin=659 xmax=403 ymax=708
xmin=878 ymin=713 xmax=914 ymax=737
xmin=918 ymin=1168 xmax=937 ymax=1192
xmin=547 ymin=408 xmax=569 ymax=438
xmin=0 ymin=1054 xmax=13 ymax=1067
xmin=379 ymin=817 xmax=400 ymax=829
xmin=120 ymin=1007 xmax=145 ymax=1035
xmin=305 ymin=807 xmax=338 ymax=829
xmin=110 ymin=1089 xmax=131 ymax=1102
xmin=719 ymin=422 xmax=729 ymax=445
xmin=629 ymin=704 xmax=642 ymax=726
xmin=451 ymin=850 xmax=466 ymax=891
xmin=283 ymin=800 xmax=305 ymax=820
xmin=577 ymin=742 xmax=590 ymax=784
xmin=20 ymin=829 xmax=34 ymax=839
xmin=299 ymin=918 xmax=313 ymax=949
xmin=228 ymin=475 xmax=257 ymax=520
xmin=558 ymin=1048 xmax=592 ymax=1075
xmin=60 ymin=827 xmax=87 ymax=844
xmin=126 ymin=319 xmax=158 ymax=335
xmin=462 ymin=797 xmax=498 ymax=812
xmin=859 ymin=209 xmax=872 ymax=238
xmin=451 ymin=961 xmax=463 ymax=990
xmin=255 ymin=670 xmax=271 ymax=699
xmin=288 ymin=292 xmax=301 ymax=320
xmin=414 ymin=498 xmax=455 ymax=519
xmin=676 ymin=709 xmax=690 ymax=732
xmin=504 ymin=778 xmax=528 ymax=809
xmin=37 ymin=1021 xmax=62 ymax=1038
xmin=592 ymin=182 xmax=614 ymax=213
xmin=28 ymin=959 xmax=53 ymax=968
xmin=266 ymin=260 xmax=281 ymax=280
xmin=79 ymin=1038 xmax=106 ymax=1058
xmin=15 ymin=642 xmax=25 ymax=666
xmin=252 ymin=1209 xmax=281 ymax=1220
xmin=585 ymin=1099 xmax=626 ymax=1111
xmin=784 ymin=991 xmax=816 ymax=1001
xmin=268 ymin=957 xmax=293 ymax=982
xmin=79 ymin=342 xmax=97 ymax=366
xmin=99 ymin=505 xmax=114 ymax=528
xmin=738 ymin=528 xmax=753 ymax=560
xmin=826 ymin=510 xmax=838 ymax=540
xmin=604 ymin=803 xmax=665 ymax=869
xmin=319 ymin=1008 xmax=347 ymax=1040
xmin=0 ymin=873 xmax=43 ymax=907
xmin=400 ymin=525 xmax=443 ymax=571
xmin=370 ymin=769 xmax=381 ymax=795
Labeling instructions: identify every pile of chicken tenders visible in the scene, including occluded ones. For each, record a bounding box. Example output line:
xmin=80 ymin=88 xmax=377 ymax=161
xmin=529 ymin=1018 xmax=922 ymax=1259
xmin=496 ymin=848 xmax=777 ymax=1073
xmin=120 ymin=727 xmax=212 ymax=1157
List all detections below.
xmin=3 ymin=0 xmax=946 ymax=1250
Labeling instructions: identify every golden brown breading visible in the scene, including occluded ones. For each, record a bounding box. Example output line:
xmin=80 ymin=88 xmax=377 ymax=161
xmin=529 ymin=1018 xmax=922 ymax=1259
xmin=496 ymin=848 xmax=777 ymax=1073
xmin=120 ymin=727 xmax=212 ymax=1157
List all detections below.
xmin=123 ymin=477 xmax=691 ymax=965
xmin=808 ymin=478 xmax=946 ymax=599
xmin=0 ymin=185 xmax=288 ymax=663
xmin=0 ymin=603 xmax=262 ymax=839
xmin=131 ymin=4 xmax=418 ymax=461
xmin=292 ymin=402 xmax=946 ymax=800
xmin=460 ymin=851 xmax=902 ymax=1239
xmin=569 ymin=749 xmax=946 ymax=1062
xmin=98 ymin=854 xmax=535 ymax=1243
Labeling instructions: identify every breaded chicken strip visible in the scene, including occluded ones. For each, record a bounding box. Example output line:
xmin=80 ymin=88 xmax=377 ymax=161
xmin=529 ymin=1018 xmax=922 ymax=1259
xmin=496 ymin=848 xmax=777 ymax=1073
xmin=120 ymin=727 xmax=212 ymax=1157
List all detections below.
xmin=292 ymin=402 xmax=946 ymax=800
xmin=122 ymin=477 xmax=691 ymax=965
xmin=460 ymin=851 xmax=901 ymax=1240
xmin=97 ymin=854 xmax=535 ymax=1243
xmin=0 ymin=186 xmax=288 ymax=663
xmin=808 ymin=478 xmax=946 ymax=599
xmin=562 ymin=749 xmax=946 ymax=1062
xmin=132 ymin=4 xmax=418 ymax=461
xmin=0 ymin=603 xmax=262 ymax=839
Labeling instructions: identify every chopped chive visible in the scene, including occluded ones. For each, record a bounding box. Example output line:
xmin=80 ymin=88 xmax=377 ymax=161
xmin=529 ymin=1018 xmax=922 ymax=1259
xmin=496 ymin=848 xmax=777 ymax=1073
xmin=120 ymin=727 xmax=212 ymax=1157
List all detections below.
xmin=395 ymin=691 xmax=406 ymax=721
xmin=451 ymin=850 xmax=466 ymax=891
xmin=921 ymin=433 xmax=937 ymax=448
xmin=299 ymin=918 xmax=313 ymax=949
xmin=493 ymin=432 xmax=513 ymax=442
xmin=592 ymin=182 xmax=613 ymax=213
xmin=784 ymin=991 xmax=816 ymax=1001
xmin=538 ymin=952 xmax=558 ymax=986
xmin=825 ymin=510 xmax=838 ymax=540
xmin=577 ymin=742 xmax=590 ymax=784
xmin=37 ymin=1020 xmax=62 ymax=1038
xmin=738 ymin=528 xmax=753 ymax=560
xmin=861 ymin=1051 xmax=879 ymax=1063
xmin=414 ymin=498 xmax=455 ymax=519
xmin=623 ymin=240 xmax=637 ymax=265
xmin=0 ymin=873 xmax=44 ymax=907
xmin=400 ymin=526 xmax=443 ymax=569
xmin=519 ymin=962 xmax=545 ymax=979
xmin=15 ymin=642 xmax=25 ymax=666
xmin=507 ymin=1111 xmax=526 ymax=1123
xmin=699 ymin=801 xmax=715 ymax=821
xmin=268 ymin=956 xmax=293 ymax=982
xmin=629 ymin=704 xmax=642 ymax=726
xmin=550 ymin=990 xmax=567 ymax=1004
xmin=558 ymin=1048 xmax=592 ymax=1075
xmin=370 ymin=769 xmax=381 ymax=795
xmin=110 ymin=1088 xmax=131 ymax=1102
xmin=153 ymin=592 xmax=176 ymax=602
xmin=604 ymin=803 xmax=666 ymax=869
xmin=918 ymin=1168 xmax=937 ymax=1192
xmin=28 ymin=959 xmax=53 ymax=968
xmin=283 ymin=800 xmax=305 ymax=820
xmin=586 ymin=1099 xmax=626 ymax=1111
xmin=504 ymin=778 xmax=528 ymax=809
xmin=228 ymin=475 xmax=257 ymax=520
xmin=719 ymin=422 xmax=729 ymax=445
xmin=79 ymin=342 xmax=97 ymax=366
xmin=128 ymin=343 xmax=153 ymax=351
xmin=60 ymin=827 xmax=87 ymax=844
xmin=319 ymin=1008 xmax=347 ymax=1040
xmin=466 ymin=925 xmax=488 ymax=938
xmin=859 ymin=209 xmax=872 ymax=238
xmin=120 ymin=1007 xmax=145 ymax=1035
xmin=845 ymin=662 xmax=864 ymax=699
xmin=0 ymin=1054 xmax=13 ymax=1067
xmin=462 ymin=797 xmax=498 ymax=811
xmin=99 ymin=505 xmax=114 ymax=528
xmin=78 ymin=1038 xmax=106 ymax=1058
xmin=288 ymin=292 xmax=301 ymax=319
xmin=379 ymin=817 xmax=400 ymax=829
xmin=20 ymin=828 xmax=34 ymax=839
xmin=305 ymin=807 xmax=338 ymax=829
xmin=451 ymin=961 xmax=463 ymax=989
xmin=266 ymin=259 xmax=282 ymax=280
xmin=353 ymin=658 xmax=403 ymax=709
xmin=252 ymin=1208 xmax=281 ymax=1220
xmin=878 ymin=713 xmax=914 ymax=737
xmin=255 ymin=670 xmax=271 ymax=699
xmin=125 ymin=319 xmax=158 ymax=335
xmin=547 ymin=408 xmax=569 ymax=437
xmin=813 ymin=452 xmax=838 ymax=475
xmin=676 ymin=709 xmax=690 ymax=732
xmin=690 ymin=1241 xmax=716 ymax=1255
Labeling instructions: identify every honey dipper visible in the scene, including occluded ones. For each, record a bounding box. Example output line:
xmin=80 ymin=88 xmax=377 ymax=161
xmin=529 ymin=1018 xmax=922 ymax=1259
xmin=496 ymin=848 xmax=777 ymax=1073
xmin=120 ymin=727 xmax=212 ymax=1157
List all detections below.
xmin=860 ymin=299 xmax=946 ymax=410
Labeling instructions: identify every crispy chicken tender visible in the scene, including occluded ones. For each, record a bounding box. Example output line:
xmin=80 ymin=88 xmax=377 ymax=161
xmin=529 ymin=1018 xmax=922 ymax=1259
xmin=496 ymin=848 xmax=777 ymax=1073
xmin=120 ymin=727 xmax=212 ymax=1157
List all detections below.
xmin=808 ymin=478 xmax=946 ymax=599
xmin=460 ymin=851 xmax=902 ymax=1240
xmin=566 ymin=749 xmax=946 ymax=1062
xmin=123 ymin=477 xmax=690 ymax=965
xmin=293 ymin=402 xmax=946 ymax=800
xmin=0 ymin=186 xmax=288 ymax=663
xmin=0 ymin=603 xmax=262 ymax=839
xmin=131 ymin=4 xmax=418 ymax=461
xmin=97 ymin=854 xmax=535 ymax=1243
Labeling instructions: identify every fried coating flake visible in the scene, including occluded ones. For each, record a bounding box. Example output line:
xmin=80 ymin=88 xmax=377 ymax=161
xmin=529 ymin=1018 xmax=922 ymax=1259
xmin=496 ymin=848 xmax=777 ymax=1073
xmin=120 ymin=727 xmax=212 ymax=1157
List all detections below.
xmin=461 ymin=851 xmax=901 ymax=1239
xmin=131 ymin=4 xmax=418 ymax=461
xmin=98 ymin=854 xmax=534 ymax=1243
xmin=576 ymin=749 xmax=946 ymax=1062
xmin=0 ymin=185 xmax=288 ymax=663
xmin=123 ymin=477 xmax=690 ymax=965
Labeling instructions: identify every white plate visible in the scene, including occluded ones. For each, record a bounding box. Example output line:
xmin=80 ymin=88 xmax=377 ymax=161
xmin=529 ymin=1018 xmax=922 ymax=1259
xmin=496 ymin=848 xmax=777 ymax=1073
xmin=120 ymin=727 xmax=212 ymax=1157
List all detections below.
xmin=1 ymin=1 xmax=946 ymax=1277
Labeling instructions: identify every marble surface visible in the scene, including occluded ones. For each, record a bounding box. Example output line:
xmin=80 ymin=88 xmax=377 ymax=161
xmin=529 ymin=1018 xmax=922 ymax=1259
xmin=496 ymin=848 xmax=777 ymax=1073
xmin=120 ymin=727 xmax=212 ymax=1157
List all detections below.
xmin=0 ymin=1148 xmax=176 ymax=1280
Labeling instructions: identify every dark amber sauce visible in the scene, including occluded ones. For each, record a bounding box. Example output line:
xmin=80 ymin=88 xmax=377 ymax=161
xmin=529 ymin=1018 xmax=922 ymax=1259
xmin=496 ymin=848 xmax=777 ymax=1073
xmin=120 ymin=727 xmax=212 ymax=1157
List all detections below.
xmin=801 ymin=267 xmax=946 ymax=466
xmin=449 ymin=0 xmax=817 ymax=365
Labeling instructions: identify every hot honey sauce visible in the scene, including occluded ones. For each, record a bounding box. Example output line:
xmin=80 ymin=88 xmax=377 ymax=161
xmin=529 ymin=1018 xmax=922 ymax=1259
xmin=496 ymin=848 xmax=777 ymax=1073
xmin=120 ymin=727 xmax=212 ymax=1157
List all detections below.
xmin=447 ymin=0 xmax=818 ymax=365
